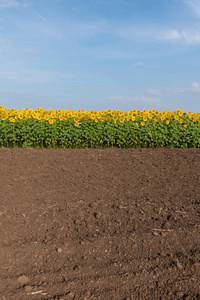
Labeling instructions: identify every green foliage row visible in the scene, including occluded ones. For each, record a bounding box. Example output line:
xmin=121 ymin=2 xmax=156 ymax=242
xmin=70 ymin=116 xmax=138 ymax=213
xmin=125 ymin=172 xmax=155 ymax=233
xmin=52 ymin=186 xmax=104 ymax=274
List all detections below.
xmin=0 ymin=116 xmax=199 ymax=148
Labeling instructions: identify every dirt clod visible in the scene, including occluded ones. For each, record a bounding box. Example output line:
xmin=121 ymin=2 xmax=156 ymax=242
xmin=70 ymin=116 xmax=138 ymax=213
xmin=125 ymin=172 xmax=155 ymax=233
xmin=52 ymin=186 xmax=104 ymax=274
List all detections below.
xmin=94 ymin=211 xmax=101 ymax=218
xmin=24 ymin=285 xmax=32 ymax=292
xmin=17 ymin=275 xmax=30 ymax=285
xmin=57 ymin=247 xmax=63 ymax=253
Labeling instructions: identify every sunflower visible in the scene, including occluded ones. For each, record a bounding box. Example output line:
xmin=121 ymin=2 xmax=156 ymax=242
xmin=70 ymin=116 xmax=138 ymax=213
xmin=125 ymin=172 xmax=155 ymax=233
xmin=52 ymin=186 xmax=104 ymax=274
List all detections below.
xmin=75 ymin=122 xmax=79 ymax=127
xmin=106 ymin=116 xmax=111 ymax=122
xmin=18 ymin=113 xmax=24 ymax=119
xmin=74 ymin=116 xmax=79 ymax=122
xmin=25 ymin=113 xmax=29 ymax=119
xmin=1 ymin=115 xmax=7 ymax=120
xmin=49 ymin=119 xmax=54 ymax=124
xmin=141 ymin=122 xmax=145 ymax=126
xmin=120 ymin=117 xmax=125 ymax=123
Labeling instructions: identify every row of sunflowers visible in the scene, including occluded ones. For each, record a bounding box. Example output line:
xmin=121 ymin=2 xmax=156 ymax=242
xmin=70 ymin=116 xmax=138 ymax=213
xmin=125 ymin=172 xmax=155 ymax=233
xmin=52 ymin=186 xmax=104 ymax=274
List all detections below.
xmin=0 ymin=106 xmax=199 ymax=148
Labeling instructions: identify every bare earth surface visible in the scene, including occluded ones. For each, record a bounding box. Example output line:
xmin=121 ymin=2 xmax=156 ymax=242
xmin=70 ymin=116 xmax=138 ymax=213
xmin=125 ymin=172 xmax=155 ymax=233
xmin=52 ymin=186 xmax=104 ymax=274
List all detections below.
xmin=0 ymin=148 xmax=200 ymax=300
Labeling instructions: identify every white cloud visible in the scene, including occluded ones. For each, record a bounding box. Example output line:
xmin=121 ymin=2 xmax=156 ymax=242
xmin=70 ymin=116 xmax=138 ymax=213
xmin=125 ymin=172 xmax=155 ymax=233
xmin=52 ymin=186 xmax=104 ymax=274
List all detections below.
xmin=164 ymin=87 xmax=189 ymax=96
xmin=132 ymin=62 xmax=143 ymax=66
xmin=164 ymin=82 xmax=200 ymax=96
xmin=32 ymin=10 xmax=50 ymax=23
xmin=116 ymin=26 xmax=200 ymax=44
xmin=0 ymin=0 xmax=24 ymax=9
xmin=146 ymin=89 xmax=160 ymax=96
xmin=30 ymin=7 xmax=54 ymax=22
xmin=163 ymin=29 xmax=200 ymax=44
xmin=186 ymin=0 xmax=200 ymax=17
xmin=192 ymin=81 xmax=199 ymax=89
xmin=191 ymin=81 xmax=200 ymax=92
xmin=163 ymin=30 xmax=181 ymax=41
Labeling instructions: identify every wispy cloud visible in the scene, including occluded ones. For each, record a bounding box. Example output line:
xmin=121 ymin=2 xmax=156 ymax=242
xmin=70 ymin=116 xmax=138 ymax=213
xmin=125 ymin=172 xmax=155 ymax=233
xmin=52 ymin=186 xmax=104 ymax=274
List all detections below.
xmin=132 ymin=62 xmax=143 ymax=66
xmin=0 ymin=0 xmax=25 ymax=9
xmin=162 ymin=29 xmax=200 ymax=44
xmin=146 ymin=89 xmax=160 ymax=96
xmin=162 ymin=29 xmax=181 ymax=41
xmin=186 ymin=0 xmax=200 ymax=17
xmin=117 ymin=26 xmax=200 ymax=44
xmin=31 ymin=9 xmax=51 ymax=23
xmin=192 ymin=81 xmax=199 ymax=88
xmin=191 ymin=81 xmax=200 ymax=92
xmin=164 ymin=82 xmax=200 ymax=96
xmin=23 ymin=49 xmax=40 ymax=55
xmin=164 ymin=87 xmax=189 ymax=96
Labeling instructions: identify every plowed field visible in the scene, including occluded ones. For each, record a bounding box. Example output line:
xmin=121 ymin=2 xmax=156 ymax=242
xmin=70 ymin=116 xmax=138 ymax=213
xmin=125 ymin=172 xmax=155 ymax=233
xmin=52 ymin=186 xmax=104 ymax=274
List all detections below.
xmin=0 ymin=148 xmax=200 ymax=300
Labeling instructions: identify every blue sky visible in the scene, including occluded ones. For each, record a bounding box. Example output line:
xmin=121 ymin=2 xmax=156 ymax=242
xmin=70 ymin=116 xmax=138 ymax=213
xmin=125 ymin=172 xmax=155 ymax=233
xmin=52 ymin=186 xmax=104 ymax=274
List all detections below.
xmin=0 ymin=0 xmax=200 ymax=112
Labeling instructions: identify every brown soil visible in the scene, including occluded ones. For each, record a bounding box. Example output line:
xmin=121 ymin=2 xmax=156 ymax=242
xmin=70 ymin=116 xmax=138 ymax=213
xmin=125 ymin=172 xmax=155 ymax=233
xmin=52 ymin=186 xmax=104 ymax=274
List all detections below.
xmin=0 ymin=148 xmax=200 ymax=300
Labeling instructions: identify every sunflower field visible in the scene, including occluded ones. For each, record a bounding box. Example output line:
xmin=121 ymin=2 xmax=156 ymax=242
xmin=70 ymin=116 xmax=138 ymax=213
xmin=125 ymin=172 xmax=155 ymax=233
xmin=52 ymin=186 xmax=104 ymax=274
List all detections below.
xmin=0 ymin=106 xmax=199 ymax=148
